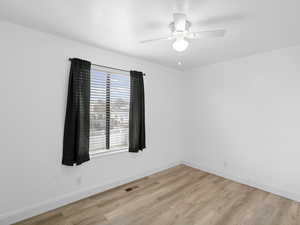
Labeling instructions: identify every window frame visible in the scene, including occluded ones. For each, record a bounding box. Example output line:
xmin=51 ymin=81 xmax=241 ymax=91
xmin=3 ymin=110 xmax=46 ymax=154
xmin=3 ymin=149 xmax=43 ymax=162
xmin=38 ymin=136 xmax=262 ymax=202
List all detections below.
xmin=89 ymin=66 xmax=130 ymax=157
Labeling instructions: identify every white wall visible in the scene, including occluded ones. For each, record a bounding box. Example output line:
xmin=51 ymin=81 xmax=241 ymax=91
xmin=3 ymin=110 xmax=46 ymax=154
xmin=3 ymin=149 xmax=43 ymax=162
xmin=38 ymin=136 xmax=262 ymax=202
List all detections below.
xmin=0 ymin=21 xmax=184 ymax=224
xmin=184 ymin=45 xmax=300 ymax=202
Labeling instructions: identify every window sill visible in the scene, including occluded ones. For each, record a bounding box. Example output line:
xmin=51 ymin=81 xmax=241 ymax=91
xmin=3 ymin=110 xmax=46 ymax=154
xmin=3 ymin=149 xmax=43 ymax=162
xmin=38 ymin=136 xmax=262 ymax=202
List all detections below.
xmin=90 ymin=148 xmax=128 ymax=158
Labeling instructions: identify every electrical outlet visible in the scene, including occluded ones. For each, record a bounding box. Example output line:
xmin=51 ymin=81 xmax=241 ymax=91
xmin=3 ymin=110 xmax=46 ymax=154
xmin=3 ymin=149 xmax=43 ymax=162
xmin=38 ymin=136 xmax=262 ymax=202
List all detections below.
xmin=223 ymin=162 xmax=228 ymax=168
xmin=76 ymin=177 xmax=82 ymax=185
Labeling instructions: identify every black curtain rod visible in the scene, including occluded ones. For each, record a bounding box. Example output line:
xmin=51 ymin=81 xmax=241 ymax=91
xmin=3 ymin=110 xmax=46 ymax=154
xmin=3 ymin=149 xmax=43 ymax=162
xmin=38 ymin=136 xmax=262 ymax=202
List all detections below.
xmin=69 ymin=58 xmax=145 ymax=76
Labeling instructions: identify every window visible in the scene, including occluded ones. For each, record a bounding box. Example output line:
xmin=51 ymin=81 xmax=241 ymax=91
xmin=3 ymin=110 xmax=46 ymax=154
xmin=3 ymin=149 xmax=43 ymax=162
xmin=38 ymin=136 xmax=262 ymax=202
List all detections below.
xmin=89 ymin=66 xmax=130 ymax=155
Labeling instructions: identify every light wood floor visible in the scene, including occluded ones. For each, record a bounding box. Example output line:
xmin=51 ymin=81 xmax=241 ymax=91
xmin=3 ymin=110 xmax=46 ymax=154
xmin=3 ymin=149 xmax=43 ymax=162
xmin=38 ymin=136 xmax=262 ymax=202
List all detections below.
xmin=14 ymin=165 xmax=300 ymax=225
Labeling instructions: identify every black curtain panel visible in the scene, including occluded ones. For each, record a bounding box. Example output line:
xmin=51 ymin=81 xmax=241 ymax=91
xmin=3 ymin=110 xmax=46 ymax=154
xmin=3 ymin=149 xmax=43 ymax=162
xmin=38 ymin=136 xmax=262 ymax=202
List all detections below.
xmin=62 ymin=58 xmax=91 ymax=166
xmin=129 ymin=71 xmax=146 ymax=152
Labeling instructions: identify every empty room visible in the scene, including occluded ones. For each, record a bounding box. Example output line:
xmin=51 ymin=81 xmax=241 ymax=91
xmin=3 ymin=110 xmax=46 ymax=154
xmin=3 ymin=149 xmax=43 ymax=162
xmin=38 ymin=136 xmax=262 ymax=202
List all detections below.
xmin=1 ymin=0 xmax=300 ymax=224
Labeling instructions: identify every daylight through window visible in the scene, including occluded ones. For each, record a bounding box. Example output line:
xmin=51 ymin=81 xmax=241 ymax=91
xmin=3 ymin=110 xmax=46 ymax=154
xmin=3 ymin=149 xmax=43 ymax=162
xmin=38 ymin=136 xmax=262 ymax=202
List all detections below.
xmin=89 ymin=67 xmax=130 ymax=154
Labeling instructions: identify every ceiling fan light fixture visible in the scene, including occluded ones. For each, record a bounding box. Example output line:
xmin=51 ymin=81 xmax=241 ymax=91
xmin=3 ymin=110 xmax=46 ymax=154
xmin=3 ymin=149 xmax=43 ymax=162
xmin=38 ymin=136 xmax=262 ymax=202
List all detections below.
xmin=172 ymin=38 xmax=189 ymax=52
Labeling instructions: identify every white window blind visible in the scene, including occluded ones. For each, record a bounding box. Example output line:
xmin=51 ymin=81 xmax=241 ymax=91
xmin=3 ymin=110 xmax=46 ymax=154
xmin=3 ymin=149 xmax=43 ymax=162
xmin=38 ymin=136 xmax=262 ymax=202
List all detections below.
xmin=89 ymin=67 xmax=130 ymax=154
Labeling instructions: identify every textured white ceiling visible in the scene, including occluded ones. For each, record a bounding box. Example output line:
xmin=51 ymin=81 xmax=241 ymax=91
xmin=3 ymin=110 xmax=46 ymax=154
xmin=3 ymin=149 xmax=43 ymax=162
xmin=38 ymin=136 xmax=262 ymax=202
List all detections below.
xmin=0 ymin=0 xmax=300 ymax=70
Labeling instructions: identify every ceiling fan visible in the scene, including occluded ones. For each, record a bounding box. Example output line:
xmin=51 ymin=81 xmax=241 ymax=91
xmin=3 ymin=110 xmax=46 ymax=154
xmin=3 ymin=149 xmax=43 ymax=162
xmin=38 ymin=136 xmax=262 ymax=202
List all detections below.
xmin=140 ymin=13 xmax=226 ymax=52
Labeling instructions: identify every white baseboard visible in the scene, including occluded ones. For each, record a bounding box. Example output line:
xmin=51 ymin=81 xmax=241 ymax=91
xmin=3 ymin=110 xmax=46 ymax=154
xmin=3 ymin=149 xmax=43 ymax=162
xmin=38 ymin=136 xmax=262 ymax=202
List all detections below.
xmin=182 ymin=160 xmax=300 ymax=203
xmin=3 ymin=160 xmax=298 ymax=225
xmin=0 ymin=161 xmax=181 ymax=225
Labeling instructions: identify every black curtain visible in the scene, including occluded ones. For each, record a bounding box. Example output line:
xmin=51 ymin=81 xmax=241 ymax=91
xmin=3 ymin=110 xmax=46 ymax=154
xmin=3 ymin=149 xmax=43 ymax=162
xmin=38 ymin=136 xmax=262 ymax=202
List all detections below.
xmin=62 ymin=58 xmax=91 ymax=166
xmin=129 ymin=71 xmax=146 ymax=152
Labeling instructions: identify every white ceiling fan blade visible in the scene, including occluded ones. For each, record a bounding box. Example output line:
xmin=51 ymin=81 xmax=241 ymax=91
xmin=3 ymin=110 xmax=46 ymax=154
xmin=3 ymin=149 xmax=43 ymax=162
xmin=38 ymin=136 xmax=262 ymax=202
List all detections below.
xmin=186 ymin=29 xmax=226 ymax=39
xmin=173 ymin=13 xmax=187 ymax=31
xmin=140 ymin=36 xmax=174 ymax=44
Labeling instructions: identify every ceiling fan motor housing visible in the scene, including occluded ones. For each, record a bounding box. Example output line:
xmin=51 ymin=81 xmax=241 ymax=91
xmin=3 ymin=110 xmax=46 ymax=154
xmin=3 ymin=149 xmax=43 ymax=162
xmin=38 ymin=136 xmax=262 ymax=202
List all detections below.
xmin=169 ymin=13 xmax=191 ymax=34
xmin=169 ymin=20 xmax=191 ymax=34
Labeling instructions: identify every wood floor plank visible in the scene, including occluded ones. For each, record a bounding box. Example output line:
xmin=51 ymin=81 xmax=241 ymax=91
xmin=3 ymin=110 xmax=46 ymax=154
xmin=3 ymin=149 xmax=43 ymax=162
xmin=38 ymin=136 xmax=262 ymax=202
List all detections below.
xmin=13 ymin=165 xmax=300 ymax=225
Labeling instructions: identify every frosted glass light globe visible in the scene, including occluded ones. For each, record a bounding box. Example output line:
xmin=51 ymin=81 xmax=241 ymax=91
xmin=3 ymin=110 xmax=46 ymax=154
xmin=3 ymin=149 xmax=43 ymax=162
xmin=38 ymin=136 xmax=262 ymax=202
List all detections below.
xmin=172 ymin=39 xmax=189 ymax=52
